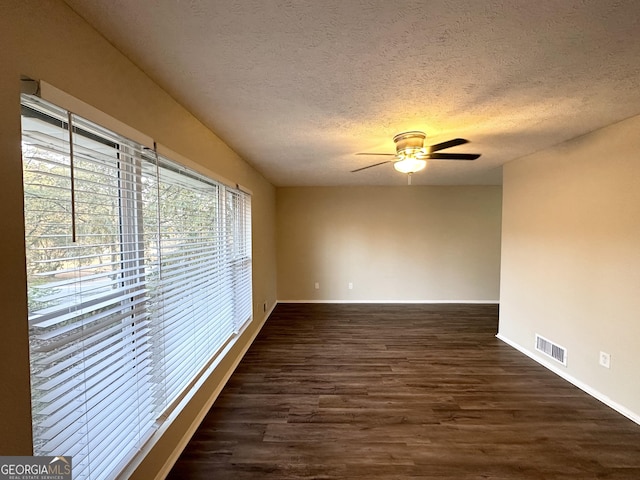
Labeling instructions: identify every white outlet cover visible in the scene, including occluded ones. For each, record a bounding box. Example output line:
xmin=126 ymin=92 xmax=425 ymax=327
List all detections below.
xmin=599 ymin=351 xmax=611 ymax=368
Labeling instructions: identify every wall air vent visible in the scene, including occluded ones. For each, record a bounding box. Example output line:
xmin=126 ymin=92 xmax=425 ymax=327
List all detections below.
xmin=535 ymin=334 xmax=567 ymax=366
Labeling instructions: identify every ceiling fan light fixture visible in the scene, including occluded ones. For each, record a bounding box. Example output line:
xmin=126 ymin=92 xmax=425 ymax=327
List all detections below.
xmin=393 ymin=157 xmax=427 ymax=174
xmin=352 ymin=131 xmax=479 ymax=176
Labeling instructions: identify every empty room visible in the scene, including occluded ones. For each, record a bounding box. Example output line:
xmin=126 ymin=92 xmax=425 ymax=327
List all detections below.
xmin=1 ymin=1 xmax=639 ymax=479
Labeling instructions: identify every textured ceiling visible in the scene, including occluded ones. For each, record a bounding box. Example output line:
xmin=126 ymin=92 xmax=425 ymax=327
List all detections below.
xmin=64 ymin=0 xmax=640 ymax=186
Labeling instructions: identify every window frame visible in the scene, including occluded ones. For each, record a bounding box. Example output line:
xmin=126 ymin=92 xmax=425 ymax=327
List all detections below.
xmin=21 ymin=92 xmax=253 ymax=480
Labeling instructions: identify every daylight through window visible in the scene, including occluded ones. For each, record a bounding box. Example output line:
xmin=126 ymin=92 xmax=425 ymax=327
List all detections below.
xmin=21 ymin=94 xmax=252 ymax=480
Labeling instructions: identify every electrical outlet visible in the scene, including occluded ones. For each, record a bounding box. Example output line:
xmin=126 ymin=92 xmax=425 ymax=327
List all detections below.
xmin=314 ymin=282 xmax=320 ymax=290
xmin=599 ymin=351 xmax=611 ymax=369
xmin=348 ymin=282 xmax=353 ymax=290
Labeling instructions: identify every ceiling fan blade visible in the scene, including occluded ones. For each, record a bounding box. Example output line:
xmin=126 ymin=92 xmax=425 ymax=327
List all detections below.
xmin=427 ymin=153 xmax=480 ymax=160
xmin=351 ymin=160 xmax=392 ymax=172
xmin=355 ymin=152 xmax=396 ymax=156
xmin=428 ymin=138 xmax=469 ymax=153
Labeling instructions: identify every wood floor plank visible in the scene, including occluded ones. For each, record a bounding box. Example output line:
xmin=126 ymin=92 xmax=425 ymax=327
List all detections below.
xmin=167 ymin=303 xmax=640 ymax=479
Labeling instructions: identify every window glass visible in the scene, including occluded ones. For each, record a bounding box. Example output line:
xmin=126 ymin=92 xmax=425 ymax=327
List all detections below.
xmin=21 ymin=94 xmax=252 ymax=480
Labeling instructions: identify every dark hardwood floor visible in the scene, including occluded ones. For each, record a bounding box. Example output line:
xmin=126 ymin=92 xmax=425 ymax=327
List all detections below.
xmin=167 ymin=303 xmax=640 ymax=479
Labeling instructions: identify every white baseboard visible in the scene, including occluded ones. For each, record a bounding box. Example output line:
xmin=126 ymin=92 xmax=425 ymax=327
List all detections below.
xmin=496 ymin=333 xmax=640 ymax=426
xmin=277 ymin=299 xmax=500 ymax=304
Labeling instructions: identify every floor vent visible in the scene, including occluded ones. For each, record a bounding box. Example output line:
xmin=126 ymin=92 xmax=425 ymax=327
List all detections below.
xmin=535 ymin=334 xmax=567 ymax=366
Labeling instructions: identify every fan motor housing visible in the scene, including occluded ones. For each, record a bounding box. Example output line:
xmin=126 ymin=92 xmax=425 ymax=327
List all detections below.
xmin=393 ymin=131 xmax=426 ymax=155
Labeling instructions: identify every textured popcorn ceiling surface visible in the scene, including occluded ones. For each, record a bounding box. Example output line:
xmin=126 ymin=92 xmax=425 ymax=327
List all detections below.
xmin=65 ymin=0 xmax=640 ymax=186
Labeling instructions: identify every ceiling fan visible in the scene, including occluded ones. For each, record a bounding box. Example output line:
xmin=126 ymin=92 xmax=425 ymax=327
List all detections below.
xmin=352 ymin=131 xmax=480 ymax=184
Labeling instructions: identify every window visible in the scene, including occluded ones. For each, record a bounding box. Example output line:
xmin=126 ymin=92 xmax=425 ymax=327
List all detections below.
xmin=21 ymin=94 xmax=252 ymax=479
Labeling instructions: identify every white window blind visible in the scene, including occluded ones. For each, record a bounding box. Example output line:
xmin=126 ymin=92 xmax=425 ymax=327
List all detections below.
xmin=21 ymin=94 xmax=252 ymax=480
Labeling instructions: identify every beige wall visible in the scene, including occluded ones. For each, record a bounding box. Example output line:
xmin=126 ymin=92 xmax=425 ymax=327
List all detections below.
xmin=277 ymin=186 xmax=502 ymax=302
xmin=499 ymin=113 xmax=640 ymax=420
xmin=0 ymin=0 xmax=277 ymax=474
